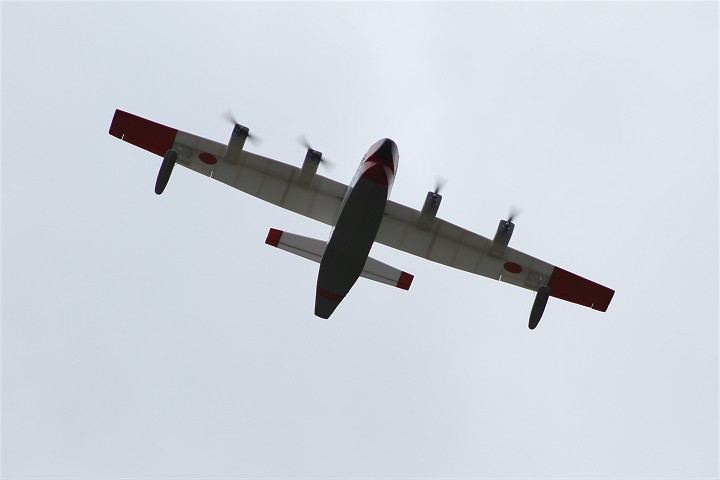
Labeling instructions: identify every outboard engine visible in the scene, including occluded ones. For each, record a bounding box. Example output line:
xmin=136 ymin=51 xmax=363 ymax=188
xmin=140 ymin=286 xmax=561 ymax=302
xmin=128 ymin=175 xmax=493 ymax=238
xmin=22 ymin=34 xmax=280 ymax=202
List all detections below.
xmin=419 ymin=191 xmax=442 ymax=229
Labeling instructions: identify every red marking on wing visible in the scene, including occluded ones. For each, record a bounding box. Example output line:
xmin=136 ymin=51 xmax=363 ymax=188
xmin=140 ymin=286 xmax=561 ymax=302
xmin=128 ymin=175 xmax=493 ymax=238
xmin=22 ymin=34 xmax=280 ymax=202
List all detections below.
xmin=397 ymin=271 xmax=414 ymax=290
xmin=109 ymin=109 xmax=178 ymax=157
xmin=504 ymin=262 xmax=522 ymax=274
xmin=199 ymin=153 xmax=217 ymax=165
xmin=547 ymin=267 xmax=614 ymax=312
xmin=265 ymin=228 xmax=283 ymax=247
xmin=316 ymin=287 xmax=345 ymax=302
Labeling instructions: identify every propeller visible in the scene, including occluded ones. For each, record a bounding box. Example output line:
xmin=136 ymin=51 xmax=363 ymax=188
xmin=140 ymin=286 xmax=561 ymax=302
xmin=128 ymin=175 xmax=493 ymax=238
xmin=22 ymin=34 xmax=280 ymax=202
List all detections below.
xmin=296 ymin=134 xmax=313 ymax=152
xmin=507 ymin=205 xmax=522 ymax=223
xmin=433 ymin=177 xmax=447 ymax=195
xmin=222 ymin=110 xmax=262 ymax=145
xmin=297 ymin=134 xmax=334 ymax=170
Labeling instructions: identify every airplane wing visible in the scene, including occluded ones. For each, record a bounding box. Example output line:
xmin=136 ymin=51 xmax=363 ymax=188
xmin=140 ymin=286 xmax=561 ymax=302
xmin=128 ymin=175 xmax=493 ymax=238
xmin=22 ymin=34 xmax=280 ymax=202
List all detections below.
xmin=375 ymin=200 xmax=614 ymax=312
xmin=109 ymin=109 xmax=613 ymax=318
xmin=108 ymin=109 xmax=348 ymax=226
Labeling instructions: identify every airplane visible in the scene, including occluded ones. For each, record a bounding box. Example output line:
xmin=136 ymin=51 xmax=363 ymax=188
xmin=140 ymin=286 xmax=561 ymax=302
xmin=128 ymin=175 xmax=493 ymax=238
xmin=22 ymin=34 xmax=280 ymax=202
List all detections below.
xmin=108 ymin=109 xmax=614 ymax=328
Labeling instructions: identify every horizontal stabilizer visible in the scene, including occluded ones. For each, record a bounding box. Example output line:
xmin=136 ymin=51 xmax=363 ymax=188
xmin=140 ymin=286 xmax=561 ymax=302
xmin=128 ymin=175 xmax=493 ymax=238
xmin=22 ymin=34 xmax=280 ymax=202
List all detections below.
xmin=265 ymin=228 xmax=413 ymax=290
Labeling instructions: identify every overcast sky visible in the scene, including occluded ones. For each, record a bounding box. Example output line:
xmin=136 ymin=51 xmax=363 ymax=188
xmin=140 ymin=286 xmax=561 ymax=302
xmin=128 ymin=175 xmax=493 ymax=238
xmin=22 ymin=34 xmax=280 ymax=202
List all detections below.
xmin=2 ymin=2 xmax=718 ymax=479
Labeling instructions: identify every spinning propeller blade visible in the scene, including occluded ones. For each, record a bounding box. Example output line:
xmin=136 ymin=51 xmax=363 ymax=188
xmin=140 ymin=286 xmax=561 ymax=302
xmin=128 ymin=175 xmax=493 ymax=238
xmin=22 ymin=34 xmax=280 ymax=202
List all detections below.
xmin=222 ymin=110 xmax=262 ymax=145
xmin=507 ymin=205 xmax=522 ymax=223
xmin=297 ymin=134 xmax=334 ymax=170
xmin=433 ymin=177 xmax=447 ymax=195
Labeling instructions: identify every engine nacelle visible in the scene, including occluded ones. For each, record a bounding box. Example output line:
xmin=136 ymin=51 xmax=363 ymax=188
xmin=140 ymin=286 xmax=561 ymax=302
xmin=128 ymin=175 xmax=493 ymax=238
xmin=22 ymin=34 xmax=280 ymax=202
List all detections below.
xmin=419 ymin=191 xmax=442 ymax=229
xmin=298 ymin=148 xmax=323 ymax=187
xmin=489 ymin=219 xmax=514 ymax=257
xmin=223 ymin=124 xmax=249 ymax=163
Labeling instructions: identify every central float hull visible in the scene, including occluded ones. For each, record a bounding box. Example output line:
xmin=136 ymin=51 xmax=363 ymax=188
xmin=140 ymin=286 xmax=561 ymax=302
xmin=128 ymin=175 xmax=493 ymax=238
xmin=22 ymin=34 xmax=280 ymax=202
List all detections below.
xmin=314 ymin=138 xmax=398 ymax=318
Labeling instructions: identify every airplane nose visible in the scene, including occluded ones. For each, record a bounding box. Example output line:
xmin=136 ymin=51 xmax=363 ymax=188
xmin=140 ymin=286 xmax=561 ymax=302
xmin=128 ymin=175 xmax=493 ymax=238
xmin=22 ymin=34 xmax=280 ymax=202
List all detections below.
xmin=375 ymin=139 xmax=398 ymax=162
xmin=362 ymin=138 xmax=398 ymax=185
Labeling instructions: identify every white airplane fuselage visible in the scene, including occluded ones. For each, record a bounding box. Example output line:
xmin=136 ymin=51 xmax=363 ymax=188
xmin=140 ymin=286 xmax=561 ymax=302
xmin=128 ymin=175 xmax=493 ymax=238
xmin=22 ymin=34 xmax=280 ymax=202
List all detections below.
xmin=315 ymin=138 xmax=399 ymax=318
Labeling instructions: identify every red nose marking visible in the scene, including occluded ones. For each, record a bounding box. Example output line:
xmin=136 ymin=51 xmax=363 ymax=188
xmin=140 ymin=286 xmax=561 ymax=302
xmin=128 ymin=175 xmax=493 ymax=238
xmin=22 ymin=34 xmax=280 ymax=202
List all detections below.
xmin=361 ymin=160 xmax=391 ymax=185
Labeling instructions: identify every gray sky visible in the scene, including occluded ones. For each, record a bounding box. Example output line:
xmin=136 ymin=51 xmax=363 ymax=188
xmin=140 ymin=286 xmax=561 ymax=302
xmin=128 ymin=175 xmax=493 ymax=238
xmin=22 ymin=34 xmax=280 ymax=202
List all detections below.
xmin=2 ymin=1 xmax=718 ymax=478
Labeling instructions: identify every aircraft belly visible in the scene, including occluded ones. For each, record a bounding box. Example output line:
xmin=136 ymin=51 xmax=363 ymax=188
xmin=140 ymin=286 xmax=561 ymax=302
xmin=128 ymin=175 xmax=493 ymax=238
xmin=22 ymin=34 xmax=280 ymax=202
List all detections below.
xmin=315 ymin=177 xmax=389 ymax=318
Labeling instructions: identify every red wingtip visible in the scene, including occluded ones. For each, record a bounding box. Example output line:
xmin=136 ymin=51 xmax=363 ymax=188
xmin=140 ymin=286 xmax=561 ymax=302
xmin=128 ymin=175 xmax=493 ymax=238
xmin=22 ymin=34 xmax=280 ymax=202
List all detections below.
xmin=265 ymin=228 xmax=283 ymax=247
xmin=547 ymin=267 xmax=614 ymax=312
xmin=109 ymin=109 xmax=178 ymax=157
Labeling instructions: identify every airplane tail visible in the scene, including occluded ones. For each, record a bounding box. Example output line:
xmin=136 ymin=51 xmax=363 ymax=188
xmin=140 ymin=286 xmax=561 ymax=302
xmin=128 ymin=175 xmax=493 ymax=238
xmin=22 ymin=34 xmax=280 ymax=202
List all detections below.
xmin=265 ymin=228 xmax=414 ymax=290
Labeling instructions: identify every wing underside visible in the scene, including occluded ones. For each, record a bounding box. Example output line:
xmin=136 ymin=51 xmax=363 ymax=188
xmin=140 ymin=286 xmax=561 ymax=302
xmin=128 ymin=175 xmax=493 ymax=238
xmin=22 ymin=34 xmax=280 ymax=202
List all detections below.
xmin=109 ymin=109 xmax=613 ymax=313
xmin=376 ymin=200 xmax=614 ymax=312
xmin=109 ymin=109 xmax=348 ymax=226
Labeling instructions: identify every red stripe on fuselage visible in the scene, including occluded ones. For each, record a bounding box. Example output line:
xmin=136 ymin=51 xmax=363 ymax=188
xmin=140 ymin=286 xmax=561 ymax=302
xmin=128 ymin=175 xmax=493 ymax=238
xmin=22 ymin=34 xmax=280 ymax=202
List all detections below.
xmin=316 ymin=287 xmax=346 ymax=302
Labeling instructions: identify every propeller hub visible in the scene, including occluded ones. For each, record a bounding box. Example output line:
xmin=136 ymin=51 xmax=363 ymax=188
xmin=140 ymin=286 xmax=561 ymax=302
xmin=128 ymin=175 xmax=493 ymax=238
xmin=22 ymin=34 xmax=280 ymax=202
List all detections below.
xmin=223 ymin=110 xmax=261 ymax=145
xmin=233 ymin=124 xmax=249 ymax=137
xmin=298 ymin=135 xmax=333 ymax=170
